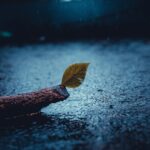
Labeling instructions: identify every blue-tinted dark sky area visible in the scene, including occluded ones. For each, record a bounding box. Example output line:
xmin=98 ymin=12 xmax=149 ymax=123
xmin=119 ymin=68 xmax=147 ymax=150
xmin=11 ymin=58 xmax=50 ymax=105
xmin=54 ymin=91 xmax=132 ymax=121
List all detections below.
xmin=0 ymin=0 xmax=149 ymax=41
xmin=49 ymin=0 xmax=138 ymax=24
xmin=0 ymin=0 xmax=143 ymax=26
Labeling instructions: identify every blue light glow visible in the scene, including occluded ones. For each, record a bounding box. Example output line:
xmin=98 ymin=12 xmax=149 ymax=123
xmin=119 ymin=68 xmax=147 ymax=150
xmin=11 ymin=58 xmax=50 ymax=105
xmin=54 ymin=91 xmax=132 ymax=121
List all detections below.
xmin=61 ymin=0 xmax=72 ymax=2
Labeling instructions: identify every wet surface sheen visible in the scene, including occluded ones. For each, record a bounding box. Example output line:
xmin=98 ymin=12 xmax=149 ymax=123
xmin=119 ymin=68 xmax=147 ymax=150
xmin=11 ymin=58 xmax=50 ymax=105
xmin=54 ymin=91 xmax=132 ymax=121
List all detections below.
xmin=0 ymin=41 xmax=150 ymax=150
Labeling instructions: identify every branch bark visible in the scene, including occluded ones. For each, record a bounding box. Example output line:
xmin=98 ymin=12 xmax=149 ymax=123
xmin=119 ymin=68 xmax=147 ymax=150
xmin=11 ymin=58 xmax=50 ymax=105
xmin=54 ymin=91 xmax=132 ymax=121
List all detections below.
xmin=0 ymin=85 xmax=69 ymax=118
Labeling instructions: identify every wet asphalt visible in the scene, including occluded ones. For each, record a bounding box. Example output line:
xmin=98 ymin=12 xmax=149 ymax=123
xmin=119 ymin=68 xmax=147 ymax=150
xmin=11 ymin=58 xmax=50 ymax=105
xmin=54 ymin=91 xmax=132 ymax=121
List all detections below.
xmin=0 ymin=40 xmax=150 ymax=150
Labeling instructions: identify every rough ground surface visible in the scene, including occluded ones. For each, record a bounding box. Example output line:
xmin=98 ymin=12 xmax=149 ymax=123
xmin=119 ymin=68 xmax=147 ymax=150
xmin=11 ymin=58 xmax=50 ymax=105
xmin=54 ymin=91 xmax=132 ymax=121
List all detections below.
xmin=0 ymin=41 xmax=150 ymax=150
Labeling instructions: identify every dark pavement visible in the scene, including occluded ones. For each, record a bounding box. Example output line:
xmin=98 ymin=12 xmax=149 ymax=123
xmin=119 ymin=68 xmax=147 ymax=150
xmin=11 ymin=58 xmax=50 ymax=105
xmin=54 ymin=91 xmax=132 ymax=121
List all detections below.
xmin=0 ymin=40 xmax=150 ymax=150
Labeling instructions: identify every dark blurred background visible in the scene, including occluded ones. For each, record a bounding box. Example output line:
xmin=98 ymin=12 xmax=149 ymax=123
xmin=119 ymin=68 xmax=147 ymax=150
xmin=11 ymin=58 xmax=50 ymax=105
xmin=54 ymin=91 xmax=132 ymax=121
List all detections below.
xmin=0 ymin=1 xmax=150 ymax=150
xmin=0 ymin=0 xmax=149 ymax=45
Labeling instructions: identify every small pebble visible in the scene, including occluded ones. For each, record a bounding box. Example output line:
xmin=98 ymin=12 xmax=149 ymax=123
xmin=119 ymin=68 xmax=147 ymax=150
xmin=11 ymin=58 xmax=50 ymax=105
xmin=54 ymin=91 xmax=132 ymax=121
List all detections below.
xmin=109 ymin=105 xmax=113 ymax=109
xmin=97 ymin=89 xmax=103 ymax=92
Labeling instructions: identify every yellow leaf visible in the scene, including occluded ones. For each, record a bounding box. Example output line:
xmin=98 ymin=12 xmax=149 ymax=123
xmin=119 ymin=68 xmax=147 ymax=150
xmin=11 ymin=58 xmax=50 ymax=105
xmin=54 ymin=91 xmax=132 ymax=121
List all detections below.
xmin=61 ymin=63 xmax=90 ymax=88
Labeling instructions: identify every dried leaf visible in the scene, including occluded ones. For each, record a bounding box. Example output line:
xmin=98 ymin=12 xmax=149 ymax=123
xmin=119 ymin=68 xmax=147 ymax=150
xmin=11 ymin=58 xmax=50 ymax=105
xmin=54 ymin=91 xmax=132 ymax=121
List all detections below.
xmin=61 ymin=63 xmax=90 ymax=88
